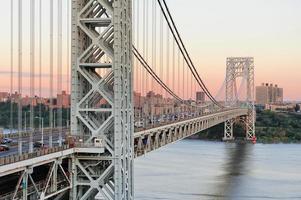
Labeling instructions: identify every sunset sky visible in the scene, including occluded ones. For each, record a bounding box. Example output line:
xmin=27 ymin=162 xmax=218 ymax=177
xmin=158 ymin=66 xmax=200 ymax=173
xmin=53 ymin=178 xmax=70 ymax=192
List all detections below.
xmin=0 ymin=0 xmax=300 ymax=100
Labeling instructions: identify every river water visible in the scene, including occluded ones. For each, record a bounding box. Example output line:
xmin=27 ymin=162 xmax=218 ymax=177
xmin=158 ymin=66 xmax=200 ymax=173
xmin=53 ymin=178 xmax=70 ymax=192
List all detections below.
xmin=135 ymin=140 xmax=301 ymax=200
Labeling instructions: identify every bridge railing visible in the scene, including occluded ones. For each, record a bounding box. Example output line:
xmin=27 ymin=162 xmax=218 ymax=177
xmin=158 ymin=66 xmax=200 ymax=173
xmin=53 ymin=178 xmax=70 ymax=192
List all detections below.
xmin=2 ymin=127 xmax=69 ymax=139
xmin=0 ymin=145 xmax=69 ymax=167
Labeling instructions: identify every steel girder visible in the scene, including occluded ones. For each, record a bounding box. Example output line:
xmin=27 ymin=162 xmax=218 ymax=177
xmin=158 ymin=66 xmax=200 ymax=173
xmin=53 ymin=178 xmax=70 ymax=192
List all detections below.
xmin=224 ymin=57 xmax=255 ymax=140
xmin=71 ymin=0 xmax=133 ymax=199
xmin=0 ymin=159 xmax=71 ymax=200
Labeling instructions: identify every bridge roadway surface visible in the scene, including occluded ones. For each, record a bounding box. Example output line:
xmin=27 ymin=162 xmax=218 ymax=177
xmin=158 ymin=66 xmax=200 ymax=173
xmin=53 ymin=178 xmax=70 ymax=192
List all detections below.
xmin=0 ymin=108 xmax=247 ymax=177
xmin=0 ymin=128 xmax=69 ymax=158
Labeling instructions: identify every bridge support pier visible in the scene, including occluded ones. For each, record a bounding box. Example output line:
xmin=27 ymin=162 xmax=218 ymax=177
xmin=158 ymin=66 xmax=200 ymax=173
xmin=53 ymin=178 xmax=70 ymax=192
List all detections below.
xmin=223 ymin=119 xmax=234 ymax=141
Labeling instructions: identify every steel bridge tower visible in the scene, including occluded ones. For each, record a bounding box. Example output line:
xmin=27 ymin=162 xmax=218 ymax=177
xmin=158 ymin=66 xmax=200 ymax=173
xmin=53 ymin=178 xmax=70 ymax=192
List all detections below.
xmin=224 ymin=57 xmax=255 ymax=141
xmin=71 ymin=0 xmax=133 ymax=199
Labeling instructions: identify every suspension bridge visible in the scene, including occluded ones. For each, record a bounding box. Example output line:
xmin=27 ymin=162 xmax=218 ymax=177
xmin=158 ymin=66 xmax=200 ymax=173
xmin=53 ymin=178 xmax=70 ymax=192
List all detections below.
xmin=0 ymin=0 xmax=255 ymax=199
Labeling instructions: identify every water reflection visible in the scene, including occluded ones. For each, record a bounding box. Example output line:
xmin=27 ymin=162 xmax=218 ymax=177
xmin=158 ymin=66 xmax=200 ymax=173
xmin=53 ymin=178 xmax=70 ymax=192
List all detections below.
xmin=135 ymin=140 xmax=301 ymax=200
xmin=213 ymin=143 xmax=252 ymax=199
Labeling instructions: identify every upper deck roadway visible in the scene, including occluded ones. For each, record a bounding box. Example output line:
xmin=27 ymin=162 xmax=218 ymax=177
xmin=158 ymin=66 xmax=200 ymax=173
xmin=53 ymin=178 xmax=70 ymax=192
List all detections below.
xmin=0 ymin=108 xmax=248 ymax=177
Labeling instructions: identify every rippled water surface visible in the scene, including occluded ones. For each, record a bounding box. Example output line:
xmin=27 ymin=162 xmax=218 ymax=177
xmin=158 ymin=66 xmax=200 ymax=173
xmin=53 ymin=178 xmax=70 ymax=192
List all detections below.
xmin=135 ymin=140 xmax=301 ymax=200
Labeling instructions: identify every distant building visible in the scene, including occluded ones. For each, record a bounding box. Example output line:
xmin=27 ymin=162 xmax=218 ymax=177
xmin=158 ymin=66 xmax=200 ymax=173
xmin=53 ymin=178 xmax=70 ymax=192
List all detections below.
xmin=21 ymin=95 xmax=39 ymax=106
xmin=57 ymin=91 xmax=70 ymax=108
xmin=0 ymin=92 xmax=9 ymax=102
xmin=196 ymin=91 xmax=205 ymax=104
xmin=265 ymin=104 xmax=294 ymax=112
xmin=10 ymin=92 xmax=21 ymax=103
xmin=256 ymin=83 xmax=283 ymax=105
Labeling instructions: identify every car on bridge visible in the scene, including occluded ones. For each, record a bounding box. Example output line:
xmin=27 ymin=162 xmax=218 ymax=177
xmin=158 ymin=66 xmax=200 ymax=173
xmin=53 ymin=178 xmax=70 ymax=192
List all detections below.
xmin=135 ymin=121 xmax=145 ymax=128
xmin=0 ymin=144 xmax=10 ymax=151
xmin=1 ymin=138 xmax=13 ymax=144
xmin=33 ymin=141 xmax=48 ymax=149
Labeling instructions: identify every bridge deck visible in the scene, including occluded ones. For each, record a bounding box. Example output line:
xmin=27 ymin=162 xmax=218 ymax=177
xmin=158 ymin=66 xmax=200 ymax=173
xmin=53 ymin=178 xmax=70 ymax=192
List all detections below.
xmin=0 ymin=108 xmax=248 ymax=177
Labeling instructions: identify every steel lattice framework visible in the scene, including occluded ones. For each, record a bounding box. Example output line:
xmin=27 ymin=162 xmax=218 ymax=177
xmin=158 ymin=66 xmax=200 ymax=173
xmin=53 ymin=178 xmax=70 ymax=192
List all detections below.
xmin=71 ymin=0 xmax=133 ymax=199
xmin=224 ymin=57 xmax=255 ymax=140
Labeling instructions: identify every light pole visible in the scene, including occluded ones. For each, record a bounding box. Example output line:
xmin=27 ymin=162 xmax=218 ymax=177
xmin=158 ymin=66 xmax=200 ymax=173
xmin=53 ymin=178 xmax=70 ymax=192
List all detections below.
xmin=24 ymin=111 xmax=30 ymax=131
xmin=35 ymin=117 xmax=44 ymax=146
xmin=53 ymin=109 xmax=56 ymax=128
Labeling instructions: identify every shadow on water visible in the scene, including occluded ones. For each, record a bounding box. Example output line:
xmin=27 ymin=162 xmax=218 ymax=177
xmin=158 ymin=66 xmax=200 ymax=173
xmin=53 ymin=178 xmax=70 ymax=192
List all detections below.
xmin=214 ymin=142 xmax=252 ymax=200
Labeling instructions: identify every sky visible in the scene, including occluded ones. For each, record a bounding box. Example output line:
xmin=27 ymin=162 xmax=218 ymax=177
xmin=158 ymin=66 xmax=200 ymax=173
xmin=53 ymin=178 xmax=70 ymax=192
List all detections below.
xmin=167 ymin=0 xmax=301 ymax=101
xmin=0 ymin=0 xmax=300 ymax=100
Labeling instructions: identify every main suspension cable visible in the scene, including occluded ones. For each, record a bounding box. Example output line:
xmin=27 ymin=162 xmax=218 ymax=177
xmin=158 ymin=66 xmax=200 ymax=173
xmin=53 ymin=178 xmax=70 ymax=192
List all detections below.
xmin=157 ymin=0 xmax=222 ymax=108
xmin=133 ymin=46 xmax=182 ymax=102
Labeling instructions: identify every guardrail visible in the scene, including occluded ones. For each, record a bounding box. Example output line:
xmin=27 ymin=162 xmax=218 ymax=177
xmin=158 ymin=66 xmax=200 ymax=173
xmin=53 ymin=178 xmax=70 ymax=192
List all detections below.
xmin=2 ymin=127 xmax=69 ymax=139
xmin=0 ymin=145 xmax=70 ymax=166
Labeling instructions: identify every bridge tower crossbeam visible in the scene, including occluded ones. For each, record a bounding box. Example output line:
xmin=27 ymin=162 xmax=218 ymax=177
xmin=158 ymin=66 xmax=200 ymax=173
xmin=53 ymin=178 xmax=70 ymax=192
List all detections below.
xmin=224 ymin=57 xmax=255 ymax=141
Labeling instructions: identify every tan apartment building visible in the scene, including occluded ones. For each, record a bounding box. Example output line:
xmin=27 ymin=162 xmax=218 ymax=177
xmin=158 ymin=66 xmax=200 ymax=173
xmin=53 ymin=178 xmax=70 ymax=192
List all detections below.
xmin=256 ymin=83 xmax=283 ymax=105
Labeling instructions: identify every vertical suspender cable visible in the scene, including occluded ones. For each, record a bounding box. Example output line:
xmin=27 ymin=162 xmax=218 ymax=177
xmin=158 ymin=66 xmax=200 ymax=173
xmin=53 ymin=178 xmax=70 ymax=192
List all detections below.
xmin=145 ymin=0 xmax=148 ymax=125
xmin=189 ymin=65 xmax=191 ymax=100
xmin=142 ymin=0 xmax=145 ymax=100
xmin=186 ymin=57 xmax=188 ymax=100
xmin=151 ymin=0 xmax=155 ymax=126
xmin=172 ymin=40 xmax=175 ymax=95
xmin=160 ymin=4 xmax=163 ymax=96
xmin=39 ymin=0 xmax=42 ymax=131
xmin=154 ymin=0 xmax=157 ymax=92
xmin=183 ymin=56 xmax=185 ymax=105
xmin=49 ymin=0 xmax=53 ymax=148
xmin=135 ymin=0 xmax=138 ymax=93
xmin=10 ymin=0 xmax=14 ymax=134
xmin=57 ymin=0 xmax=63 ymax=146
xmin=145 ymin=0 xmax=149 ymax=94
xmin=190 ymin=65 xmax=192 ymax=100
xmin=67 ymin=0 xmax=70 ymax=128
xmin=141 ymin=0 xmax=148 ymax=119
xmin=177 ymin=50 xmax=178 ymax=97
xmin=29 ymin=0 xmax=35 ymax=153
xmin=172 ymin=40 xmax=175 ymax=118
xmin=182 ymin=56 xmax=185 ymax=100
xmin=133 ymin=0 xmax=136 ymax=93
xmin=18 ymin=0 xmax=23 ymax=155
xmin=137 ymin=0 xmax=141 ymax=118
xmin=137 ymin=0 xmax=140 ymax=94
xmin=177 ymin=48 xmax=180 ymax=113
xmin=151 ymin=0 xmax=155 ymax=94
xmin=166 ymin=23 xmax=169 ymax=98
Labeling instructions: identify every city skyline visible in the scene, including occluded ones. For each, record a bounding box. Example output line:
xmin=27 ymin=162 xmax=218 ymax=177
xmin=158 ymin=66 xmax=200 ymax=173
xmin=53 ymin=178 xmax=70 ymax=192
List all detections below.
xmin=0 ymin=0 xmax=300 ymax=100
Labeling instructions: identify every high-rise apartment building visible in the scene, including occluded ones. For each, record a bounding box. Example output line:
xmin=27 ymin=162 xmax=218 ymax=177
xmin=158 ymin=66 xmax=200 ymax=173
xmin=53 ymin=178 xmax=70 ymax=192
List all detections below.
xmin=57 ymin=91 xmax=70 ymax=108
xmin=0 ymin=92 xmax=9 ymax=102
xmin=256 ymin=83 xmax=283 ymax=105
xmin=196 ymin=91 xmax=205 ymax=104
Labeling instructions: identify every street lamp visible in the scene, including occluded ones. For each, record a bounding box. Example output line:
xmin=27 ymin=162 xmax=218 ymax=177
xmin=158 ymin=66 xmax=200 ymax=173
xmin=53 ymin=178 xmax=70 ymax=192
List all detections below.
xmin=53 ymin=109 xmax=56 ymax=128
xmin=24 ymin=111 xmax=30 ymax=131
xmin=35 ymin=116 xmax=44 ymax=146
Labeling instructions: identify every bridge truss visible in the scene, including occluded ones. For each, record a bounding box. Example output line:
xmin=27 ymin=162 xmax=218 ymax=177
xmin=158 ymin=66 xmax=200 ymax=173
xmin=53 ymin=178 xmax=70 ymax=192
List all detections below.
xmin=71 ymin=0 xmax=133 ymax=199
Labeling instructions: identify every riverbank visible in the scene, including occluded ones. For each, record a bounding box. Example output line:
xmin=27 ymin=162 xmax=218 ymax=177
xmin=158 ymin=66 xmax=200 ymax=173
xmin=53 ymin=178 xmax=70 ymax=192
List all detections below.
xmin=197 ymin=110 xmax=301 ymax=144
